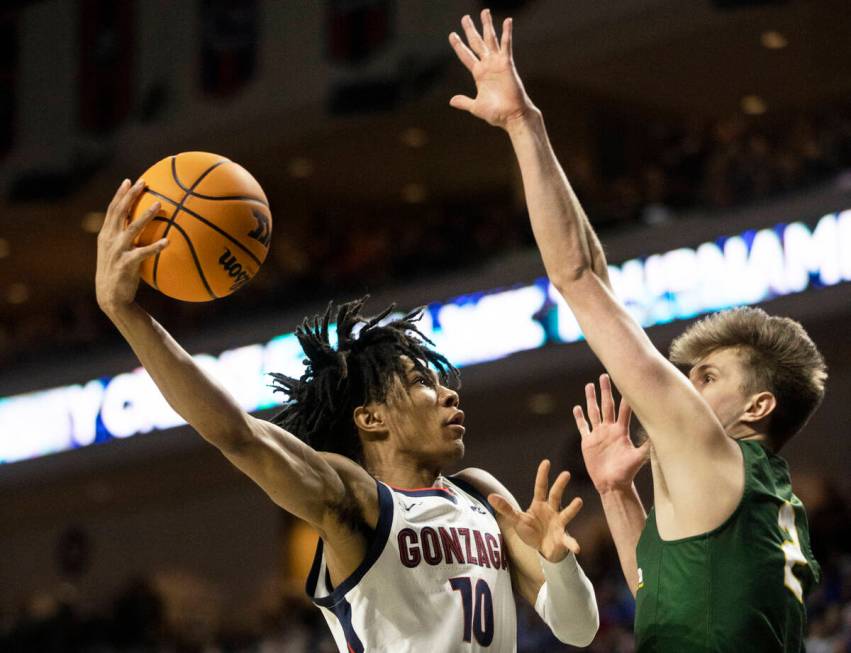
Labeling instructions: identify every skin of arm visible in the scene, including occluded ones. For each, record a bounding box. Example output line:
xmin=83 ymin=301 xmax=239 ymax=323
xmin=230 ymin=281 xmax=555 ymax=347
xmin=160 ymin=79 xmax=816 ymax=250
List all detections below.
xmin=455 ymin=465 xmax=599 ymax=645
xmin=95 ymin=181 xmax=378 ymax=576
xmin=574 ymin=374 xmax=649 ymax=597
xmin=599 ymin=485 xmax=646 ymax=597
xmin=449 ymin=11 xmax=742 ymax=531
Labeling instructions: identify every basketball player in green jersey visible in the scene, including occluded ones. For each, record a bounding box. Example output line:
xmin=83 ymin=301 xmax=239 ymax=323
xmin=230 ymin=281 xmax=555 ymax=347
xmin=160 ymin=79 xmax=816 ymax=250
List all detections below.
xmin=450 ymin=9 xmax=825 ymax=651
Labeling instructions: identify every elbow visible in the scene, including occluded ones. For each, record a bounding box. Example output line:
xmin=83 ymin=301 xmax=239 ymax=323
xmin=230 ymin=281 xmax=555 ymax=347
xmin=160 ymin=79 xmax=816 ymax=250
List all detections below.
xmin=548 ymin=596 xmax=599 ymax=647
xmin=572 ymin=634 xmax=597 ymax=649
xmin=550 ymin=263 xmax=594 ymax=294
xmin=559 ymin=609 xmax=599 ymax=648
xmin=203 ymin=414 xmax=256 ymax=454
xmin=577 ymin=612 xmax=600 ymax=648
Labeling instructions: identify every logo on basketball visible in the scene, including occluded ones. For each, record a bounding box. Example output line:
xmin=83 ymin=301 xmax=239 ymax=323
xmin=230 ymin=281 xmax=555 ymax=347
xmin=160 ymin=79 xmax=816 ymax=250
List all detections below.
xmin=248 ymin=210 xmax=271 ymax=247
xmin=219 ymin=247 xmax=252 ymax=291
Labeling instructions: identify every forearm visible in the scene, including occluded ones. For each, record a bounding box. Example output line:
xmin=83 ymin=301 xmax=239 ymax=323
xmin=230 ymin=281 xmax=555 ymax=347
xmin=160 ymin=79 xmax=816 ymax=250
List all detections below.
xmin=599 ymin=484 xmax=647 ymax=597
xmin=104 ymin=302 xmax=250 ymax=450
xmin=536 ymin=553 xmax=599 ymax=646
xmin=506 ymin=110 xmax=610 ymax=288
xmin=504 ymin=110 xmax=683 ymax=428
xmin=509 ymin=110 xmax=722 ymax=453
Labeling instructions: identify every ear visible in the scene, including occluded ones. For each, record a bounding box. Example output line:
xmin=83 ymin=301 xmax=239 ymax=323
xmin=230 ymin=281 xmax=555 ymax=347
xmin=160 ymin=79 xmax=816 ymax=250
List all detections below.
xmin=353 ymin=403 xmax=388 ymax=440
xmin=742 ymin=391 xmax=777 ymax=424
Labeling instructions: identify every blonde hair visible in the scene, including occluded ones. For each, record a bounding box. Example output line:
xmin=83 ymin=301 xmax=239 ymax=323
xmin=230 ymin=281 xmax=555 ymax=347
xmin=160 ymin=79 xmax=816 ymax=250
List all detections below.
xmin=670 ymin=307 xmax=827 ymax=449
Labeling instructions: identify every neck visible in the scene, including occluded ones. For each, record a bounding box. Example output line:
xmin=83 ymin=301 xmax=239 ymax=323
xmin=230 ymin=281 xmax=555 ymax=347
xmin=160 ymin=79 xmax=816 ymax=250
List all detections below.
xmin=728 ymin=423 xmax=772 ymax=450
xmin=364 ymin=449 xmax=443 ymax=488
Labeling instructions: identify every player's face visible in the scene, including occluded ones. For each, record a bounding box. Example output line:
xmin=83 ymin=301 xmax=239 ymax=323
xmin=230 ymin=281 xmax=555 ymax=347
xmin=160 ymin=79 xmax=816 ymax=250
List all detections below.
xmin=688 ymin=347 xmax=753 ymax=433
xmin=379 ymin=357 xmax=466 ymax=466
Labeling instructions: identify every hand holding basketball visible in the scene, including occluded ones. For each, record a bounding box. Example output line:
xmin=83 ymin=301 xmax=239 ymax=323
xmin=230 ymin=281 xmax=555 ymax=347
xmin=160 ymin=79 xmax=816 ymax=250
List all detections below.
xmin=98 ymin=152 xmax=271 ymax=306
xmin=96 ymin=179 xmax=169 ymax=315
xmin=128 ymin=152 xmax=271 ymax=302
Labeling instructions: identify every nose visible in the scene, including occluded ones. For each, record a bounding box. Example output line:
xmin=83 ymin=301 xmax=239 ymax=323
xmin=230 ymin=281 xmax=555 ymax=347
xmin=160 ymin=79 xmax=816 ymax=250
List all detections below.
xmin=440 ymin=385 xmax=460 ymax=408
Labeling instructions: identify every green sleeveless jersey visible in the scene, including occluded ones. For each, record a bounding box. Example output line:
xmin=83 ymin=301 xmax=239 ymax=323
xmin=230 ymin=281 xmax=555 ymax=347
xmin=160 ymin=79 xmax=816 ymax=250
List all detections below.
xmin=634 ymin=440 xmax=820 ymax=652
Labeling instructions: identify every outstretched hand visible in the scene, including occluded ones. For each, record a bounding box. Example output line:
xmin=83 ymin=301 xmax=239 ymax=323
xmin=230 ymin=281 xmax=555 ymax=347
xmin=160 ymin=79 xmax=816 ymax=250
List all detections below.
xmin=574 ymin=374 xmax=650 ymax=494
xmin=448 ymin=9 xmax=535 ymax=129
xmin=95 ymin=179 xmax=168 ymax=315
xmin=488 ymin=459 xmax=583 ymax=563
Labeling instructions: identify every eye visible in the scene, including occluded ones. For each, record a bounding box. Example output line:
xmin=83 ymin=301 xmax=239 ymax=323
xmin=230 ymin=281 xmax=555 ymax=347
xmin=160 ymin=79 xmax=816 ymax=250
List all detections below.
xmin=703 ymin=374 xmax=714 ymax=384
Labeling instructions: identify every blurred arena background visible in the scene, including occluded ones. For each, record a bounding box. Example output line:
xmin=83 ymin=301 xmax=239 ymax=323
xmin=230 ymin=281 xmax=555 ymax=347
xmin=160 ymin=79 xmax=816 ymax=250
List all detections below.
xmin=1 ymin=0 xmax=850 ymax=651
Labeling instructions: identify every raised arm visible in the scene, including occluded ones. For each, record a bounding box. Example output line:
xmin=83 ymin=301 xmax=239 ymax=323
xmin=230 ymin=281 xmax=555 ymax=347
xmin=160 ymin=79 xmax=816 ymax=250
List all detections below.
xmin=456 ymin=465 xmax=599 ymax=647
xmin=449 ymin=11 xmax=741 ymax=521
xmin=448 ymin=13 xmax=609 ymax=288
xmin=95 ymin=180 xmax=376 ymax=537
xmin=574 ymin=375 xmax=649 ymax=597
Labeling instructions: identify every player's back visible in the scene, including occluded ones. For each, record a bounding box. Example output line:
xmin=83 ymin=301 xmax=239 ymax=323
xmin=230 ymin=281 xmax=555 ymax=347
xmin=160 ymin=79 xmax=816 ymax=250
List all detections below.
xmin=634 ymin=440 xmax=819 ymax=652
xmin=307 ymin=475 xmax=517 ymax=652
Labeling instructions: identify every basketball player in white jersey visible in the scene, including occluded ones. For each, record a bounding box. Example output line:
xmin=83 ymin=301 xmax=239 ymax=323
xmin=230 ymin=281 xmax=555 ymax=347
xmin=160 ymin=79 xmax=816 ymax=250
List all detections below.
xmin=94 ymin=18 xmax=599 ymax=653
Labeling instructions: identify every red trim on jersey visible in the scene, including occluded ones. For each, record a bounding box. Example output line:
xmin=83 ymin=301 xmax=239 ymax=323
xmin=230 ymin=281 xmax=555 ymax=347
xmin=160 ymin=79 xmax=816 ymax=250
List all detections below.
xmin=388 ymin=484 xmax=454 ymax=493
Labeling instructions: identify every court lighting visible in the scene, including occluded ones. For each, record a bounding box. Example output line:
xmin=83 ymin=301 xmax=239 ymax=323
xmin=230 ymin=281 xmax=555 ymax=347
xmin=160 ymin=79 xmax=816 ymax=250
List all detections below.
xmin=7 ymin=283 xmax=29 ymax=304
xmin=402 ymin=182 xmax=427 ymax=203
xmin=528 ymin=393 xmax=556 ymax=416
xmin=287 ymin=157 xmax=314 ymax=179
xmin=401 ymin=127 xmax=428 ymax=148
xmin=82 ymin=212 xmax=105 ymax=234
xmin=741 ymin=95 xmax=767 ymax=115
xmin=761 ymin=31 xmax=788 ymax=50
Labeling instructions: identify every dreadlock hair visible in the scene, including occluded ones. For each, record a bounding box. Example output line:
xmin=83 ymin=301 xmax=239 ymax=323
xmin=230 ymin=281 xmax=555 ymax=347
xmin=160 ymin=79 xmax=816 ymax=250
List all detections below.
xmin=269 ymin=297 xmax=459 ymax=463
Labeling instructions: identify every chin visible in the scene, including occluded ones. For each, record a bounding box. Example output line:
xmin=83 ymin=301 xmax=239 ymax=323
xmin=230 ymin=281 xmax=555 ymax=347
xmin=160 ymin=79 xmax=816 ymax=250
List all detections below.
xmin=432 ymin=441 xmax=465 ymax=467
xmin=448 ymin=440 xmax=465 ymax=461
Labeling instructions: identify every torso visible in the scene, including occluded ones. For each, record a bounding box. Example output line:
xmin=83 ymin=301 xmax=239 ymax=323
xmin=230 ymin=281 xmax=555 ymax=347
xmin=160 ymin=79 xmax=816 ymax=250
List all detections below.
xmin=635 ymin=440 xmax=820 ymax=652
xmin=307 ymin=475 xmax=518 ymax=653
xmin=649 ymin=438 xmax=744 ymax=540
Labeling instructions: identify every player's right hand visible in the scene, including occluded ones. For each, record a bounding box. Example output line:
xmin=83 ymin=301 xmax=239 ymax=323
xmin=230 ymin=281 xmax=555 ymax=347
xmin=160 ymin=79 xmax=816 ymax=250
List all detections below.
xmin=95 ymin=178 xmax=168 ymax=315
xmin=574 ymin=374 xmax=650 ymax=494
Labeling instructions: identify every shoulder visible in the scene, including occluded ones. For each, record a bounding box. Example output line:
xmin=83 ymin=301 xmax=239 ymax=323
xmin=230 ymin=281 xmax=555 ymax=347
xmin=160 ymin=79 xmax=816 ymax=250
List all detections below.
xmin=452 ymin=467 xmax=521 ymax=511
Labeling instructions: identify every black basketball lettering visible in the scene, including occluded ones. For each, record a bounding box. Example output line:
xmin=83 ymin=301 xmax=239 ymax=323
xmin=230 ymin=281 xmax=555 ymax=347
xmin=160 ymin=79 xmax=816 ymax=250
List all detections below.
xmin=248 ymin=209 xmax=271 ymax=246
xmin=219 ymin=248 xmax=236 ymax=270
xmin=219 ymin=247 xmax=252 ymax=291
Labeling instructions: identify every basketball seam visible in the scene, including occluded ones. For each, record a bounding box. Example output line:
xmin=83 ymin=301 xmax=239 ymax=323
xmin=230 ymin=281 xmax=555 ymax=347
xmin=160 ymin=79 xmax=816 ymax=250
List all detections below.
xmin=151 ymin=202 xmax=183 ymax=291
xmin=151 ymin=217 xmax=218 ymax=300
xmin=151 ymin=157 xmax=229 ymax=289
xmin=170 ymin=154 xmax=228 ymax=193
xmin=171 ymin=156 xmax=269 ymax=207
xmin=187 ymin=192 xmax=269 ymax=207
xmin=144 ymin=188 xmax=263 ymax=268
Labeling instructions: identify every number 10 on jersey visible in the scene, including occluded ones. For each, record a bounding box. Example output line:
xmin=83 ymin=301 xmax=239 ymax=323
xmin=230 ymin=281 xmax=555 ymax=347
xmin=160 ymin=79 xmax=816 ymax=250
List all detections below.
xmin=450 ymin=577 xmax=494 ymax=646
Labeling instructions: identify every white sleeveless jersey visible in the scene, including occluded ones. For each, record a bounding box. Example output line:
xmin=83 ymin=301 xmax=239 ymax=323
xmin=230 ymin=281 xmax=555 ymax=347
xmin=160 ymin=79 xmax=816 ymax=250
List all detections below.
xmin=306 ymin=475 xmax=517 ymax=652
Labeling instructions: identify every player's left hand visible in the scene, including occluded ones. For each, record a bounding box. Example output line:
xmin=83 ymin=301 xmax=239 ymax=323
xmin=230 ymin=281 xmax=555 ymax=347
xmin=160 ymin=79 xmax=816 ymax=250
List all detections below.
xmin=488 ymin=460 xmax=582 ymax=562
xmin=448 ymin=9 xmax=535 ymax=129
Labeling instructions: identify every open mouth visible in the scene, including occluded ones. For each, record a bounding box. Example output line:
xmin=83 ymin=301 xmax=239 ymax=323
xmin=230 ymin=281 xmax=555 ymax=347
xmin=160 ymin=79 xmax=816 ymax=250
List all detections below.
xmin=446 ymin=410 xmax=465 ymax=427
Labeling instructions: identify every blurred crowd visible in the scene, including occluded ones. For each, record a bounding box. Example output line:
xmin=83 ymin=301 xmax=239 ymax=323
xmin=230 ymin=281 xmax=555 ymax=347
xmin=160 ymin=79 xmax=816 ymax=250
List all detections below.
xmin=569 ymin=106 xmax=851 ymax=228
xmin=3 ymin=101 xmax=851 ymax=369
xmin=2 ymin=476 xmax=849 ymax=653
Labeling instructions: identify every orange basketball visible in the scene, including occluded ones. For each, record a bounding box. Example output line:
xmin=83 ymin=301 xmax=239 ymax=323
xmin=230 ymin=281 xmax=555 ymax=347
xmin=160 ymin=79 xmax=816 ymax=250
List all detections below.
xmin=129 ymin=151 xmax=272 ymax=302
